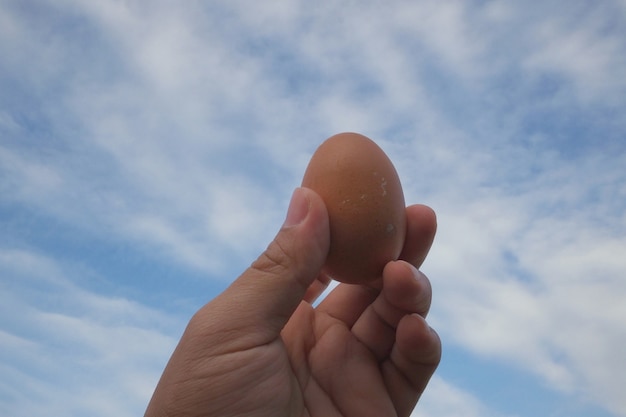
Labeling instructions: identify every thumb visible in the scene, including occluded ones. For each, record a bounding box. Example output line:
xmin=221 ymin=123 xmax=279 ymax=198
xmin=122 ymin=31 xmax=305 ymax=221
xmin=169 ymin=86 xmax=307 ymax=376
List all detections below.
xmin=205 ymin=187 xmax=329 ymax=346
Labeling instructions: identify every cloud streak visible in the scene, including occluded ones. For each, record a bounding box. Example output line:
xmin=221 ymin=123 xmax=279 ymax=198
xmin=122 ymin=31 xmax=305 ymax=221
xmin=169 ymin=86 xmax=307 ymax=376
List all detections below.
xmin=0 ymin=247 xmax=180 ymax=417
xmin=1 ymin=0 xmax=625 ymax=416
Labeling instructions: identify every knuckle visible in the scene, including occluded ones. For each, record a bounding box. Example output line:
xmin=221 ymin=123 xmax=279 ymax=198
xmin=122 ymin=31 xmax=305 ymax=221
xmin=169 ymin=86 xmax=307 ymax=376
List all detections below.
xmin=250 ymin=239 xmax=293 ymax=277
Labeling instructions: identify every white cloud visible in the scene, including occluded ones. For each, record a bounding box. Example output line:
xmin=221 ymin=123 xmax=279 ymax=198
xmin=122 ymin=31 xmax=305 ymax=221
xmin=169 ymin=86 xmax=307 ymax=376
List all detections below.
xmin=411 ymin=375 xmax=512 ymax=417
xmin=519 ymin=221 xmax=626 ymax=415
xmin=0 ymin=146 xmax=64 ymax=200
xmin=0 ymin=248 xmax=180 ymax=417
xmin=523 ymin=5 xmax=626 ymax=104
xmin=426 ymin=156 xmax=626 ymax=415
xmin=392 ymin=0 xmax=490 ymax=79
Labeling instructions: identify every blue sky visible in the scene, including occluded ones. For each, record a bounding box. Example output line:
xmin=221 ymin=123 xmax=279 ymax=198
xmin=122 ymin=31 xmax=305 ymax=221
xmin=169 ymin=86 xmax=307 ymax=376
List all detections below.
xmin=1 ymin=0 xmax=625 ymax=416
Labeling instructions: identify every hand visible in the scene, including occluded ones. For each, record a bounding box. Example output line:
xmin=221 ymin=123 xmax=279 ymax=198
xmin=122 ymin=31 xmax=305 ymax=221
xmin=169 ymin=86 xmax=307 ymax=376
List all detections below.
xmin=145 ymin=187 xmax=441 ymax=417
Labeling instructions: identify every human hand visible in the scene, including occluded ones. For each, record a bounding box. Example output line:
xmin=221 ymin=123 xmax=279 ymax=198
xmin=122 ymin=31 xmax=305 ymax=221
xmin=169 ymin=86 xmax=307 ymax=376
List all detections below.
xmin=144 ymin=187 xmax=441 ymax=417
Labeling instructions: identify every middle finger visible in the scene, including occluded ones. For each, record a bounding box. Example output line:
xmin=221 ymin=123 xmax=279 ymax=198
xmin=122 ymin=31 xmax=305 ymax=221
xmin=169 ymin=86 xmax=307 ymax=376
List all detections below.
xmin=350 ymin=261 xmax=433 ymax=360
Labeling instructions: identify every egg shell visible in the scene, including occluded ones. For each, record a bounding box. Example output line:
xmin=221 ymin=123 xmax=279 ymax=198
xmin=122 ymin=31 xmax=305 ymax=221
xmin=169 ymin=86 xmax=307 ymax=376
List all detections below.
xmin=302 ymin=132 xmax=406 ymax=284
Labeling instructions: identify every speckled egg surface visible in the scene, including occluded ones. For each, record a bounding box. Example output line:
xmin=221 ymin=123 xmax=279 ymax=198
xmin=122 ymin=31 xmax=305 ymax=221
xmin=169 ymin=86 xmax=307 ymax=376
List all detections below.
xmin=302 ymin=132 xmax=406 ymax=284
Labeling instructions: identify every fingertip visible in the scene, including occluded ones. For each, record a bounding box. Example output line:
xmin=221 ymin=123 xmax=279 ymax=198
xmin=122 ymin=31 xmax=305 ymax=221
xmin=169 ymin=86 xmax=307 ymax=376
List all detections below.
xmin=278 ymin=187 xmax=330 ymax=275
xmin=382 ymin=260 xmax=433 ymax=318
xmin=296 ymin=187 xmax=331 ymax=244
xmin=397 ymin=314 xmax=442 ymax=367
xmin=406 ymin=204 xmax=437 ymax=239
xmin=283 ymin=187 xmax=311 ymax=228
xmin=401 ymin=204 xmax=437 ymax=268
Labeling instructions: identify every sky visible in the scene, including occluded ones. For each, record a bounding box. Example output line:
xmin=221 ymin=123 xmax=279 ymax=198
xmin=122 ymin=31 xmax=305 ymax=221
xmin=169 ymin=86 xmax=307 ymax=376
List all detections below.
xmin=1 ymin=0 xmax=625 ymax=416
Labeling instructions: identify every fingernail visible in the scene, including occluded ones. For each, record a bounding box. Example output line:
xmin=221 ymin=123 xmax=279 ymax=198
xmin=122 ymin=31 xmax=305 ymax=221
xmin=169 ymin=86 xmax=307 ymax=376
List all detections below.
xmin=283 ymin=187 xmax=310 ymax=227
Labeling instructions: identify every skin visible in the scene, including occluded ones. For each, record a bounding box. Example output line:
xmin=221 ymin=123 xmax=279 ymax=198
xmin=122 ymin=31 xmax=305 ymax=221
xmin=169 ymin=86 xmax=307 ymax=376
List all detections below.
xmin=145 ymin=187 xmax=441 ymax=417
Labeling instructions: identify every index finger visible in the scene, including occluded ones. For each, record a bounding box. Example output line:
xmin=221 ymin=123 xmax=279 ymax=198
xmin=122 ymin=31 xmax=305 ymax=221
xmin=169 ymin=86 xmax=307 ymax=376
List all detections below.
xmin=400 ymin=204 xmax=437 ymax=268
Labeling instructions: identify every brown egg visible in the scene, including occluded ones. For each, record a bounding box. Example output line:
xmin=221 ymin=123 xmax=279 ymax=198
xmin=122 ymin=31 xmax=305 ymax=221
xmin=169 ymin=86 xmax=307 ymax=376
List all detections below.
xmin=302 ymin=132 xmax=406 ymax=284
